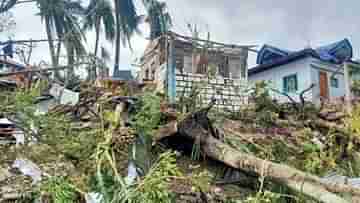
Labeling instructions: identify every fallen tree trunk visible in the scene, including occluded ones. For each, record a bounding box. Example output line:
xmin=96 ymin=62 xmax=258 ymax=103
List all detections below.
xmin=175 ymin=108 xmax=360 ymax=203
xmin=153 ymin=121 xmax=178 ymax=145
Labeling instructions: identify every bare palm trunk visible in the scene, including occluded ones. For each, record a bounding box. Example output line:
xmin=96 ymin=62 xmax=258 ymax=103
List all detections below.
xmin=45 ymin=17 xmax=60 ymax=79
xmin=91 ymin=18 xmax=101 ymax=80
xmin=55 ymin=40 xmax=62 ymax=66
xmin=66 ymin=46 xmax=75 ymax=85
xmin=94 ymin=19 xmax=101 ymax=57
xmin=114 ymin=0 xmax=121 ymax=76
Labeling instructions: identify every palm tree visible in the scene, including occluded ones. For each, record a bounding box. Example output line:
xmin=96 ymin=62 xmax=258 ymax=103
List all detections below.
xmin=113 ymin=0 xmax=140 ymax=74
xmin=99 ymin=46 xmax=111 ymax=77
xmin=143 ymin=0 xmax=172 ymax=40
xmin=36 ymin=0 xmax=85 ymax=79
xmin=84 ymin=0 xmax=115 ymax=57
xmin=84 ymin=0 xmax=115 ymax=79
xmin=0 ymin=0 xmax=17 ymax=13
xmin=63 ymin=20 xmax=87 ymax=83
xmin=112 ymin=0 xmax=171 ymax=74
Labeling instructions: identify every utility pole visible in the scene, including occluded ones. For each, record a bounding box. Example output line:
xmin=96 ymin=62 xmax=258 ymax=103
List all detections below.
xmin=344 ymin=62 xmax=352 ymax=115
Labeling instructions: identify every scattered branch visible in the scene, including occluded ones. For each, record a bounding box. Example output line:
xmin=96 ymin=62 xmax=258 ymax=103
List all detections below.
xmin=300 ymin=84 xmax=315 ymax=106
xmin=269 ymin=88 xmax=299 ymax=111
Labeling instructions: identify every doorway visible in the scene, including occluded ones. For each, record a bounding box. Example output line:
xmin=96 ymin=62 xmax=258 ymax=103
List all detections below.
xmin=319 ymin=71 xmax=329 ymax=99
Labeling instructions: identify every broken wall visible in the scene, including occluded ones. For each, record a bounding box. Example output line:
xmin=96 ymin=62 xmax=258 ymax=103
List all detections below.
xmin=176 ymin=73 xmax=248 ymax=111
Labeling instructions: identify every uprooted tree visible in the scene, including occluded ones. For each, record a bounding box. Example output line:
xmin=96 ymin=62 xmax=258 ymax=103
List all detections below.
xmin=169 ymin=103 xmax=360 ymax=203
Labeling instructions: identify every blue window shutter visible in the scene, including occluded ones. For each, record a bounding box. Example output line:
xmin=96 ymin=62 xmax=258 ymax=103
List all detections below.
xmin=331 ymin=77 xmax=339 ymax=88
xmin=283 ymin=74 xmax=298 ymax=93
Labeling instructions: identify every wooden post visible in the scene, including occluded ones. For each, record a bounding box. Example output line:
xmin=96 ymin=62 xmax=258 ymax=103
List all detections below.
xmin=344 ymin=62 xmax=352 ymax=114
xmin=167 ymin=37 xmax=176 ymax=104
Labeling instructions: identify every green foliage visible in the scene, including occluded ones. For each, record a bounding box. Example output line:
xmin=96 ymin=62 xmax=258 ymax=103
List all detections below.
xmin=132 ymin=151 xmax=181 ymax=202
xmin=268 ymin=140 xmax=294 ymax=163
xmin=190 ymin=170 xmax=213 ymax=193
xmin=348 ymin=104 xmax=360 ymax=135
xmin=0 ymin=83 xmax=54 ymax=140
xmin=243 ymin=191 xmax=283 ymax=203
xmin=130 ymin=93 xmax=162 ymax=175
xmin=0 ymin=85 xmax=99 ymax=165
xmin=90 ymin=168 xmax=117 ymax=201
xmin=178 ymin=81 xmax=204 ymax=113
xmin=39 ymin=177 xmax=79 ymax=203
xmin=95 ymin=151 xmax=181 ymax=203
xmin=255 ymin=111 xmax=279 ymax=128
xmin=191 ymin=139 xmax=201 ymax=161
xmin=95 ymin=100 xmax=180 ymax=203
xmin=351 ymin=80 xmax=360 ymax=96
xmin=229 ymin=81 xmax=282 ymax=127
xmin=251 ymin=81 xmax=278 ymax=113
xmin=132 ymin=93 xmax=162 ymax=136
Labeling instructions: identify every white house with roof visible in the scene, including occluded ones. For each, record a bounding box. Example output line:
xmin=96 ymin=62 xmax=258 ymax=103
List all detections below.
xmin=248 ymin=39 xmax=357 ymax=104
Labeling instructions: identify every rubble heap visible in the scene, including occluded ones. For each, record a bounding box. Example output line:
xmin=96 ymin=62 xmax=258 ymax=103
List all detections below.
xmin=1 ymin=78 xmax=360 ymax=203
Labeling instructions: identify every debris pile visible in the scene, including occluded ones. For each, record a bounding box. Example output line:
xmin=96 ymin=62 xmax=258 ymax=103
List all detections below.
xmin=1 ymin=78 xmax=360 ymax=203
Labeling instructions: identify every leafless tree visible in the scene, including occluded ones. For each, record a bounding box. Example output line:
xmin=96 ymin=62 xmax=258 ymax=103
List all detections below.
xmin=14 ymin=41 xmax=35 ymax=65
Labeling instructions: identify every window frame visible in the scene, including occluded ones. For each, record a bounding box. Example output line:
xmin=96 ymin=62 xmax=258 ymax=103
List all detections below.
xmin=330 ymin=76 xmax=339 ymax=88
xmin=283 ymin=74 xmax=298 ymax=93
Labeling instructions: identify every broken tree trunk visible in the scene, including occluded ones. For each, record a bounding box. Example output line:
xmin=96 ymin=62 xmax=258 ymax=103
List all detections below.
xmin=175 ymin=107 xmax=360 ymax=203
xmin=153 ymin=121 xmax=178 ymax=145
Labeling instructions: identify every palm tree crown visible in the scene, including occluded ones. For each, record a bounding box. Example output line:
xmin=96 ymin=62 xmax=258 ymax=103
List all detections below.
xmin=84 ymin=0 xmax=115 ymax=56
xmin=36 ymin=0 xmax=86 ymax=79
xmin=143 ymin=0 xmax=172 ymax=40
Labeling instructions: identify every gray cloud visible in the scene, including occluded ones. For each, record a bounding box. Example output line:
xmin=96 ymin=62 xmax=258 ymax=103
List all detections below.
xmin=1 ymin=0 xmax=360 ymax=70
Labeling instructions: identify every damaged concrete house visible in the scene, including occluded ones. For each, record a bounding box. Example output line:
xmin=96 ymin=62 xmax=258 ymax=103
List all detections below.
xmin=138 ymin=31 xmax=254 ymax=110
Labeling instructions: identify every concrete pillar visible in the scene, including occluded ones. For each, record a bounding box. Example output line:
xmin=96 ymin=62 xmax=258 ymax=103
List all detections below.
xmin=167 ymin=38 xmax=176 ymax=104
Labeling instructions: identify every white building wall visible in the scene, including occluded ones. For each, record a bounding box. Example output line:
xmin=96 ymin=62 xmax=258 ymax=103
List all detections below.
xmin=310 ymin=59 xmax=346 ymax=103
xmin=249 ymin=57 xmax=313 ymax=103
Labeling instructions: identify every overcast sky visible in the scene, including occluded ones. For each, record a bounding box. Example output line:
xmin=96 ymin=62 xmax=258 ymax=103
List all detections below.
xmin=1 ymin=0 xmax=360 ymax=74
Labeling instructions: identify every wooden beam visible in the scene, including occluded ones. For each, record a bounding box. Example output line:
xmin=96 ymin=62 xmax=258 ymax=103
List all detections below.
xmin=168 ymin=31 xmax=258 ymax=53
xmin=0 ymin=64 xmax=84 ymax=78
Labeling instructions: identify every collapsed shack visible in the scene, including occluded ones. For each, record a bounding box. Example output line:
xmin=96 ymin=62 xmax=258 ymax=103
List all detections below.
xmin=2 ymin=71 xmax=360 ymax=203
